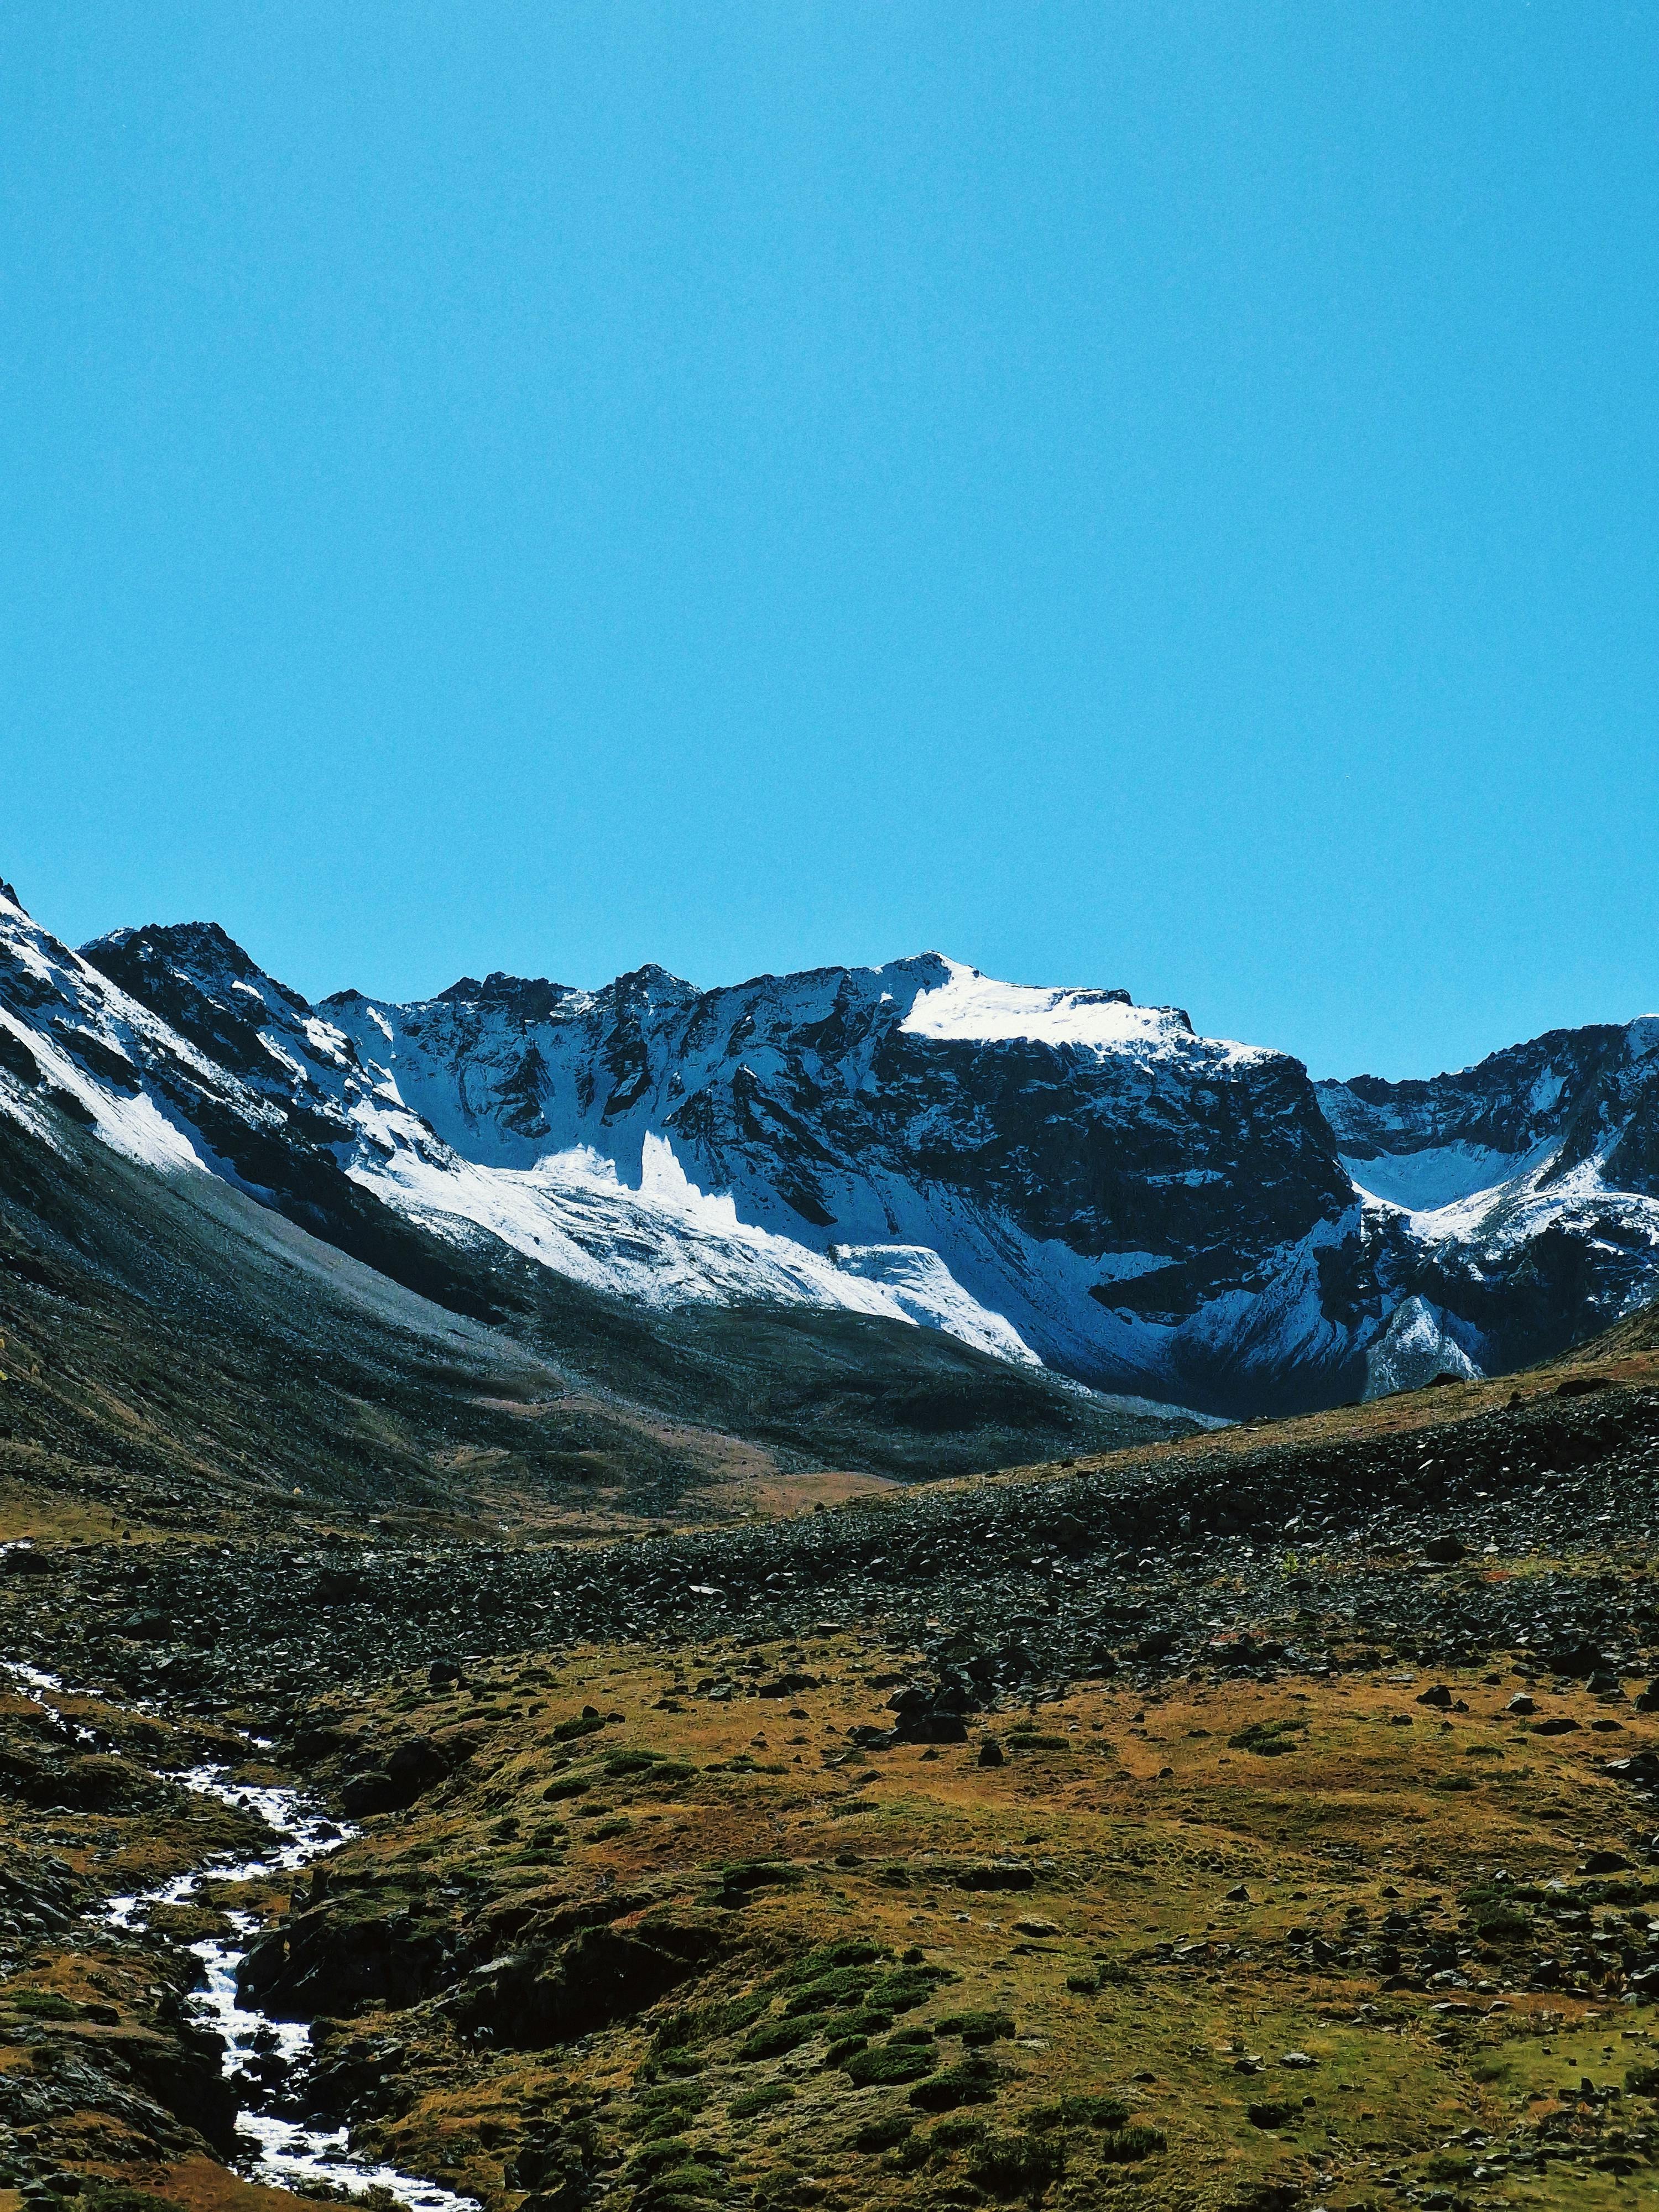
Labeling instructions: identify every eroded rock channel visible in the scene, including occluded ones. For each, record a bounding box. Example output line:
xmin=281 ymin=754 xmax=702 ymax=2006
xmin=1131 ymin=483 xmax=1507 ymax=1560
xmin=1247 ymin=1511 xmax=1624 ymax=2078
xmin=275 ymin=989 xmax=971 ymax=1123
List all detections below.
xmin=1 ymin=1663 xmax=477 ymax=2212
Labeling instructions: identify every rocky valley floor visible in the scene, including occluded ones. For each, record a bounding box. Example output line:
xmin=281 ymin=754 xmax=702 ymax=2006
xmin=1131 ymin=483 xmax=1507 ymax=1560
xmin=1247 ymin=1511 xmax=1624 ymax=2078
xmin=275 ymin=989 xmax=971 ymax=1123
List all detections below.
xmin=4 ymin=1342 xmax=1659 ymax=2212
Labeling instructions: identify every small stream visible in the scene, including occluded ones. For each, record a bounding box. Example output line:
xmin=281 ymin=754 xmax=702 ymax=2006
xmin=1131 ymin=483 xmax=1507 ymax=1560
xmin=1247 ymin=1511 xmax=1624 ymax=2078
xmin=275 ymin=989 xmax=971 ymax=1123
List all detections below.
xmin=7 ymin=1662 xmax=478 ymax=2212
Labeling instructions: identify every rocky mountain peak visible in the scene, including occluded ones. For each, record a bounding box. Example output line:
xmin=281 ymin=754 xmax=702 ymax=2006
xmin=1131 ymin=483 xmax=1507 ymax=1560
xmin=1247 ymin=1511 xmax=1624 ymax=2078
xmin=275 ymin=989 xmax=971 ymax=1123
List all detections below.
xmin=80 ymin=921 xmax=316 ymax=1077
xmin=424 ymin=972 xmax=583 ymax=1021
xmin=88 ymin=917 xmax=269 ymax=985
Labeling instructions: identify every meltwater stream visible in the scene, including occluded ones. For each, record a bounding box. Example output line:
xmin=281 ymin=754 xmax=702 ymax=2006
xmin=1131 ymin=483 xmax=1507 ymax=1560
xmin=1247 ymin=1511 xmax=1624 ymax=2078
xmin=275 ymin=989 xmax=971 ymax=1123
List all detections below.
xmin=8 ymin=1662 xmax=477 ymax=2212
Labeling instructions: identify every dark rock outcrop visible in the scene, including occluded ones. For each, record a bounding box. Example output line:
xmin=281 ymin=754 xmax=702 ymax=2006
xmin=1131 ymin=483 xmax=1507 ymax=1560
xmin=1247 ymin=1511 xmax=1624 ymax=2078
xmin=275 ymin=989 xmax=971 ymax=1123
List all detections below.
xmin=448 ymin=1913 xmax=726 ymax=2049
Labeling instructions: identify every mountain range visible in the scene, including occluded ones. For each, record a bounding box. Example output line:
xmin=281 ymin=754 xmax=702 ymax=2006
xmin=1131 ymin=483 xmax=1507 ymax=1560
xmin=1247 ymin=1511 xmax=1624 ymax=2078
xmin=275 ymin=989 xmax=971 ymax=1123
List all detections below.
xmin=2 ymin=870 xmax=1657 ymax=1507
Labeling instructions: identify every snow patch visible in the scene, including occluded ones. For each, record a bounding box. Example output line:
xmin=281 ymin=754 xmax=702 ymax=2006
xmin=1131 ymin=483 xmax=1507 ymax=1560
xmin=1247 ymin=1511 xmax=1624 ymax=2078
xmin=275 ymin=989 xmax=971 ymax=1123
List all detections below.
xmin=0 ymin=1005 xmax=206 ymax=1175
xmin=827 ymin=1244 xmax=1039 ymax=1365
xmin=348 ymin=1127 xmax=1042 ymax=1363
xmin=1340 ymin=1141 xmax=1524 ymax=1213
xmin=900 ymin=959 xmax=1206 ymax=1052
xmin=1363 ymin=1296 xmax=1481 ymax=1400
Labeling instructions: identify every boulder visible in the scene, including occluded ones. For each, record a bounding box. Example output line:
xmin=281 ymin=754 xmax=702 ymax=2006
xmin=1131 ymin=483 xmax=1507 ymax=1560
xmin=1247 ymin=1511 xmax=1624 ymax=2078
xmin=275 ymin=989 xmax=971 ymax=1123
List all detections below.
xmin=337 ymin=1733 xmax=453 ymax=1815
xmin=449 ymin=1914 xmax=723 ymax=2049
xmin=237 ymin=1901 xmax=453 ymax=2020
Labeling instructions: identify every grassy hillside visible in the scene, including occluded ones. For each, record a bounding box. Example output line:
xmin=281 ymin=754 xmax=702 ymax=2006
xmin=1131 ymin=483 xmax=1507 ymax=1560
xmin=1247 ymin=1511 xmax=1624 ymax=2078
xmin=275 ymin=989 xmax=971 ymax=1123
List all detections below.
xmin=0 ymin=1109 xmax=1196 ymax=1543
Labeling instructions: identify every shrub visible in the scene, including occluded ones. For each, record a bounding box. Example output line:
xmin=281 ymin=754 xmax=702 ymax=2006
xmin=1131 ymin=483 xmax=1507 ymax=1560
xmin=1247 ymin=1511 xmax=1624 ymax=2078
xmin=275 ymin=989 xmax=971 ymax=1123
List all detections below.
xmin=936 ymin=2008 xmax=1016 ymax=2044
xmin=627 ymin=2084 xmax=708 ymax=2133
xmin=776 ymin=1938 xmax=883 ymax=1985
xmin=729 ymin=2084 xmax=796 ymax=2119
xmin=851 ymin=2115 xmax=912 ymax=2153
xmin=1097 ymin=2126 xmax=1166 ymax=2162
xmin=552 ymin=1713 xmax=606 ymax=1743
xmin=967 ymin=2131 xmax=1067 ymax=2199
xmin=909 ymin=2058 xmax=1001 ymax=2111
xmin=624 ymin=2136 xmax=700 ymax=2178
xmin=784 ymin=1964 xmax=878 ymax=2013
xmin=1227 ymin=1718 xmax=1307 ymax=1756
xmin=717 ymin=1861 xmax=803 ymax=1896
xmin=1477 ymin=1908 xmax=1532 ymax=1942
xmin=654 ymin=1992 xmax=768 ymax=2051
xmin=603 ymin=1750 xmax=666 ymax=1776
xmin=843 ymin=2039 xmax=938 ymax=2086
xmin=541 ymin=1775 xmax=590 ymax=1800
xmin=635 ymin=2162 xmax=721 ymax=2203
xmin=882 ymin=2137 xmax=932 ymax=2174
xmin=868 ymin=1964 xmax=952 ymax=2013
xmin=738 ymin=2013 xmax=831 ymax=2061
xmin=1029 ymin=2094 xmax=1129 ymax=2131
xmin=1245 ymin=2101 xmax=1298 ymax=2129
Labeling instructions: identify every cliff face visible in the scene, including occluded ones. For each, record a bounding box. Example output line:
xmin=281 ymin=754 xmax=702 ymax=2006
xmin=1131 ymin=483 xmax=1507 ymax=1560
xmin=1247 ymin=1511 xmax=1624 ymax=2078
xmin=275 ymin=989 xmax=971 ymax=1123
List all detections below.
xmin=1317 ymin=1025 xmax=1647 ymax=1206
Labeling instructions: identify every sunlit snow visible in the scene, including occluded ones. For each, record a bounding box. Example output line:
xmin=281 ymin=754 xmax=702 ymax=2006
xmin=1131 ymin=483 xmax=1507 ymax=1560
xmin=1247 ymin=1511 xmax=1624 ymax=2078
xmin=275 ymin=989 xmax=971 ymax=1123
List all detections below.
xmin=1339 ymin=1141 xmax=1527 ymax=1213
xmin=900 ymin=957 xmax=1222 ymax=1053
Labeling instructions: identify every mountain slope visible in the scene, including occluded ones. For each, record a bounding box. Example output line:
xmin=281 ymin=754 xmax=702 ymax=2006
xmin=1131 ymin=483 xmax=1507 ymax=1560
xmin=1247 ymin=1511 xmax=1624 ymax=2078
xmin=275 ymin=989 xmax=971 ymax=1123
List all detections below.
xmin=322 ymin=958 xmax=1659 ymax=1410
xmin=319 ymin=954 xmax=1365 ymax=1410
xmin=64 ymin=896 xmax=1363 ymax=1410
xmin=0 ymin=887 xmax=1197 ymax=1524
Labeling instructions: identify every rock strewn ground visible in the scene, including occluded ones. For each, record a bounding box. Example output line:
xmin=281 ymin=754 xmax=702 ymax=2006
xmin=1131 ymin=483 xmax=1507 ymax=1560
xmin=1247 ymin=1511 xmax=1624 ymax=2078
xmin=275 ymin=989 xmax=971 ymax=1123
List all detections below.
xmin=4 ymin=1379 xmax=1657 ymax=1721
xmin=7 ymin=1635 xmax=1659 ymax=2212
xmin=4 ymin=1369 xmax=1659 ymax=2211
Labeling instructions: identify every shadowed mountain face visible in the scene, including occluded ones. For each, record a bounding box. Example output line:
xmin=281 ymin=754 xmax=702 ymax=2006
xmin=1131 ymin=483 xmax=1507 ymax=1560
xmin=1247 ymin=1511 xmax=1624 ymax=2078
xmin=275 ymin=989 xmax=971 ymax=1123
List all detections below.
xmin=1318 ymin=1024 xmax=1659 ymax=1203
xmin=1314 ymin=1024 xmax=1659 ymax=1390
xmin=3 ymin=873 xmax=1658 ymax=1435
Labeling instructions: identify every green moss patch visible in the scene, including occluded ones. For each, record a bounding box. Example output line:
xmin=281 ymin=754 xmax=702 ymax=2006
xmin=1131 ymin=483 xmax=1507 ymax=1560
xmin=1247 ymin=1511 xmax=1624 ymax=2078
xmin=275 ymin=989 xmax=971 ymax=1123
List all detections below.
xmin=1227 ymin=1717 xmax=1308 ymax=1756
xmin=936 ymin=2008 xmax=1015 ymax=2044
xmin=842 ymin=2038 xmax=938 ymax=2086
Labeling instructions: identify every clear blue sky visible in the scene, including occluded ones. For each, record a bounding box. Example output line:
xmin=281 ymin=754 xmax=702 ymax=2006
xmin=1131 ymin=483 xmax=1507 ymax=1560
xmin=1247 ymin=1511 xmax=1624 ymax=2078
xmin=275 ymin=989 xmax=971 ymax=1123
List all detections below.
xmin=3 ymin=4 xmax=1656 ymax=1080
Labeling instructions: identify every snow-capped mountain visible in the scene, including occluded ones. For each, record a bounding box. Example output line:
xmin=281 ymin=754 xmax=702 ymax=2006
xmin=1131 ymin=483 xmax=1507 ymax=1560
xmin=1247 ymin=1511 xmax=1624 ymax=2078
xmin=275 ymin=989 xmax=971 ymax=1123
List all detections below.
xmin=3 ymin=869 xmax=1657 ymax=1417
xmin=65 ymin=925 xmax=1048 ymax=1364
xmin=1316 ymin=1021 xmax=1659 ymax=1393
xmin=316 ymin=954 xmax=1358 ymax=1405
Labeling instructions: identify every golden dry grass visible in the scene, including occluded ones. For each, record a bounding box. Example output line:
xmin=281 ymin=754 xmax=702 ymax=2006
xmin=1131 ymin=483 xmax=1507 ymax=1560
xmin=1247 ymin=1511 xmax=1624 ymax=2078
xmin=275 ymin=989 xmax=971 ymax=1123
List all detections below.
xmin=264 ymin=1623 xmax=1659 ymax=2211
